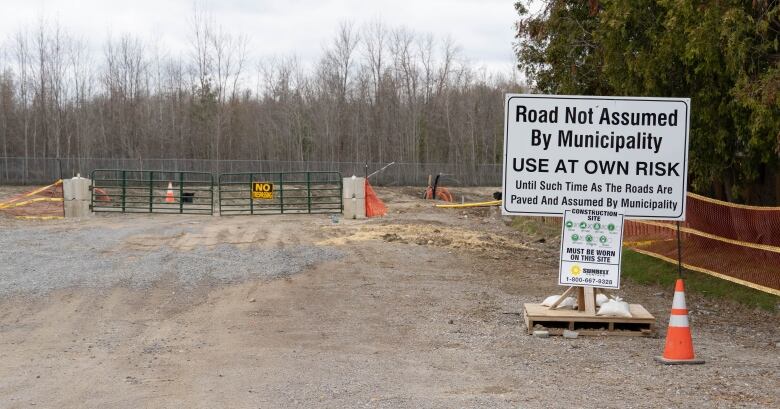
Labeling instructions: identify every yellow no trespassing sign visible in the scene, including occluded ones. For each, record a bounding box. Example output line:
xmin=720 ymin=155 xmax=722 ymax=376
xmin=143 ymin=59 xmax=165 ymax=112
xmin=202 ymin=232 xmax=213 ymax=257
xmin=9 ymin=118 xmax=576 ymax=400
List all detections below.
xmin=252 ymin=182 xmax=274 ymax=199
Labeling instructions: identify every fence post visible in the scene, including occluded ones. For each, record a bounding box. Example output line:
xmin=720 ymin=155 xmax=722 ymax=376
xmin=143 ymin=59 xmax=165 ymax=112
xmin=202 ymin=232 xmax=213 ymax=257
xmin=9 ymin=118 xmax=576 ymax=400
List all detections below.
xmin=149 ymin=171 xmax=155 ymax=213
xmin=279 ymin=172 xmax=284 ymax=214
xmin=307 ymin=172 xmax=311 ymax=214
xmin=122 ymin=170 xmax=127 ymax=212
xmin=676 ymin=221 xmax=684 ymax=278
xmin=179 ymin=172 xmax=184 ymax=214
xmin=249 ymin=173 xmax=254 ymax=215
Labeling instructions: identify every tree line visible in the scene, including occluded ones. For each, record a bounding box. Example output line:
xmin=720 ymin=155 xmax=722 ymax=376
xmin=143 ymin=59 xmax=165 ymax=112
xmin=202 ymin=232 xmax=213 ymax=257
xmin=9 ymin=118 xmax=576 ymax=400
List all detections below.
xmin=0 ymin=15 xmax=520 ymax=183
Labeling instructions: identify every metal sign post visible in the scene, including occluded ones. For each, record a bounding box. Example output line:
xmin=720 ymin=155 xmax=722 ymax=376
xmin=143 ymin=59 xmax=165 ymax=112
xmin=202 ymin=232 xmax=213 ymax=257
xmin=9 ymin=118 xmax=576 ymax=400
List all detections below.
xmin=676 ymin=221 xmax=684 ymax=278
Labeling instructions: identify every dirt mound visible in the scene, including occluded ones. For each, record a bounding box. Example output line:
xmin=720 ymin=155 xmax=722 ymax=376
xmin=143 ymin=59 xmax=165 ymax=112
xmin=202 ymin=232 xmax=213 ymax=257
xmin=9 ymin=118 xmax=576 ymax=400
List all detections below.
xmin=321 ymin=223 xmax=538 ymax=257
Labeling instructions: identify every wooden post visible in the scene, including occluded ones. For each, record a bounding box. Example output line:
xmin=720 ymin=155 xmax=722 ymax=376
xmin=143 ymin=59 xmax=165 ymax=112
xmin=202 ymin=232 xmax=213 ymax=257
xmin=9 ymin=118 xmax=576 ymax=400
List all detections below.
xmin=584 ymin=286 xmax=596 ymax=315
xmin=549 ymin=286 xmax=599 ymax=316
xmin=577 ymin=287 xmax=586 ymax=311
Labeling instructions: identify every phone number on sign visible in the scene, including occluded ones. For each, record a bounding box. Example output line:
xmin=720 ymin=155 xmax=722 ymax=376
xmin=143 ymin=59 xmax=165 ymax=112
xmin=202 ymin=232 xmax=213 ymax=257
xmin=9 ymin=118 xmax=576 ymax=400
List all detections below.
xmin=564 ymin=277 xmax=613 ymax=285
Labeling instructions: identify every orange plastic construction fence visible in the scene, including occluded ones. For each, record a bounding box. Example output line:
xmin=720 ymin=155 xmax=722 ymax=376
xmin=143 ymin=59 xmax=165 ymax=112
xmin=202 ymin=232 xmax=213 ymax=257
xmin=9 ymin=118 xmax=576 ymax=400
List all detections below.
xmin=624 ymin=192 xmax=780 ymax=296
xmin=0 ymin=180 xmax=64 ymax=220
xmin=364 ymin=179 xmax=387 ymax=217
xmin=423 ymin=186 xmax=453 ymax=202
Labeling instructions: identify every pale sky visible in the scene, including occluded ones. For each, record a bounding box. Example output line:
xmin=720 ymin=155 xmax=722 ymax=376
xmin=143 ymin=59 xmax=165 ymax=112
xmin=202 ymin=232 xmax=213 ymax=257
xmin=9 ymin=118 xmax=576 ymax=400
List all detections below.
xmin=0 ymin=0 xmax=520 ymax=73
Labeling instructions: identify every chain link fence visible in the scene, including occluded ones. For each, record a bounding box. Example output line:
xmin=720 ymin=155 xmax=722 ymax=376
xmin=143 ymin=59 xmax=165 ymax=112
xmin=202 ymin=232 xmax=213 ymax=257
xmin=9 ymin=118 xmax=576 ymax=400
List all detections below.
xmin=0 ymin=157 xmax=502 ymax=187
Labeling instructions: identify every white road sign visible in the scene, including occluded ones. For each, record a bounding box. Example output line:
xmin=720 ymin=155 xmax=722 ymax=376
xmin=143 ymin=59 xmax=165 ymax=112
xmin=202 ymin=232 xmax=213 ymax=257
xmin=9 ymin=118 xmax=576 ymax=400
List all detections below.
xmin=559 ymin=209 xmax=624 ymax=289
xmin=502 ymin=94 xmax=690 ymax=220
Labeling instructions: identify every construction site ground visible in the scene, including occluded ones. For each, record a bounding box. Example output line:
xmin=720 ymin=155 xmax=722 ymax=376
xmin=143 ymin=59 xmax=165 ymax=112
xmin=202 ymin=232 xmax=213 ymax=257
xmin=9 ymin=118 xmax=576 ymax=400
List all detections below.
xmin=0 ymin=186 xmax=778 ymax=408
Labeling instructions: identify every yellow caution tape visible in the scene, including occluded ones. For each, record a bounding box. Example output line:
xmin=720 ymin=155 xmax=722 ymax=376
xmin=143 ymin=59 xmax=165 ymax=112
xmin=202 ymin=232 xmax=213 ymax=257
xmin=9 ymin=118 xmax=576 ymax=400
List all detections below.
xmin=24 ymin=179 xmax=63 ymax=197
xmin=630 ymin=219 xmax=780 ymax=255
xmin=0 ymin=179 xmax=63 ymax=209
xmin=430 ymin=192 xmax=779 ymax=211
xmin=15 ymin=215 xmax=64 ymax=220
xmin=622 ymin=239 xmax=674 ymax=248
xmin=0 ymin=197 xmax=63 ymax=209
xmin=688 ymin=192 xmax=780 ymax=211
xmin=435 ymin=200 xmax=501 ymax=208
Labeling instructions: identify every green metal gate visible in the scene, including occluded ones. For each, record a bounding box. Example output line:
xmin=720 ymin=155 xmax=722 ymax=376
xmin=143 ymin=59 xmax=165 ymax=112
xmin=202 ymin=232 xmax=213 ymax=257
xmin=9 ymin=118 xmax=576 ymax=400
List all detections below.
xmin=219 ymin=172 xmax=342 ymax=215
xmin=90 ymin=169 xmax=214 ymax=214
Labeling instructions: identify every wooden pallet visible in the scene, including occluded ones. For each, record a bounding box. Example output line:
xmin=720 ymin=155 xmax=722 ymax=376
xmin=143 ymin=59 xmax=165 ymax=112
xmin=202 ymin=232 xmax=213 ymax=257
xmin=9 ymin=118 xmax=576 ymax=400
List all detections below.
xmin=523 ymin=303 xmax=657 ymax=337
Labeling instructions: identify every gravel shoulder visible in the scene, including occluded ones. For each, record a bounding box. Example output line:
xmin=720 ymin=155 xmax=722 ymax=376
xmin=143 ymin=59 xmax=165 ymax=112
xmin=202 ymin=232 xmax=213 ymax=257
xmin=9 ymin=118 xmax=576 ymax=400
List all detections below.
xmin=0 ymin=186 xmax=777 ymax=408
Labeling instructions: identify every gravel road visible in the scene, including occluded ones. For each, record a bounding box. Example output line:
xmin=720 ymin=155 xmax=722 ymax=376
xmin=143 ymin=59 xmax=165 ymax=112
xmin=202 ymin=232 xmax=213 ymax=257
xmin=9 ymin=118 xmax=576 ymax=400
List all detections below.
xmin=0 ymin=223 xmax=342 ymax=295
xmin=0 ymin=186 xmax=777 ymax=408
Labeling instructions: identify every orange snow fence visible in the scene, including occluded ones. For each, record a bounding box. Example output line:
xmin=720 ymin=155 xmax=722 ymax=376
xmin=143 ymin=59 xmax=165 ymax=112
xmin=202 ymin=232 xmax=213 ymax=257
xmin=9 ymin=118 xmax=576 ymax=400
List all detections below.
xmin=423 ymin=186 xmax=453 ymax=202
xmin=0 ymin=180 xmax=64 ymax=220
xmin=624 ymin=192 xmax=780 ymax=295
xmin=364 ymin=179 xmax=387 ymax=217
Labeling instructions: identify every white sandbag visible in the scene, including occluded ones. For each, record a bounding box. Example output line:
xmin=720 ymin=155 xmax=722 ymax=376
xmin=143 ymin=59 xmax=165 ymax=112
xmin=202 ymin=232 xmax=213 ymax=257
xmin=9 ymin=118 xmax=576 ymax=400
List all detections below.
xmin=559 ymin=297 xmax=576 ymax=309
xmin=596 ymin=293 xmax=609 ymax=307
xmin=541 ymin=295 xmax=559 ymax=306
xmin=541 ymin=295 xmax=576 ymax=309
xmin=596 ymin=297 xmax=632 ymax=318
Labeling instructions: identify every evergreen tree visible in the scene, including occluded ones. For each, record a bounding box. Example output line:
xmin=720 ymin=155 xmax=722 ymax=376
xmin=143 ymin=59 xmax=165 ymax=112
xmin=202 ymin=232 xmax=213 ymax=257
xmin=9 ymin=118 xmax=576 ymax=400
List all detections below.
xmin=515 ymin=0 xmax=780 ymax=203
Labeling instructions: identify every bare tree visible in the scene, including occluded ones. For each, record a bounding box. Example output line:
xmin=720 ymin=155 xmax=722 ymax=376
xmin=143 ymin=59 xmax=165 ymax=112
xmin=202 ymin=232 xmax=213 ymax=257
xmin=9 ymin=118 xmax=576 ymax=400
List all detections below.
xmin=0 ymin=16 xmax=521 ymax=186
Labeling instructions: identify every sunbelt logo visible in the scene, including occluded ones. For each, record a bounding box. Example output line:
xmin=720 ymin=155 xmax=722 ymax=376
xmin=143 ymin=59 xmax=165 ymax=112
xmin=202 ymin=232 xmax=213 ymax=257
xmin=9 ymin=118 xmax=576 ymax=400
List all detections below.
xmin=570 ymin=264 xmax=582 ymax=277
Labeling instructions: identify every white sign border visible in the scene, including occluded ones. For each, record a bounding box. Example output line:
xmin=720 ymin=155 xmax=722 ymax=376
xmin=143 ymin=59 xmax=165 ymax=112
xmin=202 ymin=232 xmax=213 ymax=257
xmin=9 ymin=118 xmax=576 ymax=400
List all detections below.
xmin=558 ymin=209 xmax=625 ymax=289
xmin=501 ymin=94 xmax=690 ymax=221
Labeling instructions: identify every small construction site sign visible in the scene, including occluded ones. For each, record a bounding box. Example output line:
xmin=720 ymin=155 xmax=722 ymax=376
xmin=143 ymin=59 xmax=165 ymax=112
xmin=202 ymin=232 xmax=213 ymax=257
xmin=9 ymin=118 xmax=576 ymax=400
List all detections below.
xmin=502 ymin=94 xmax=690 ymax=220
xmin=252 ymin=182 xmax=274 ymax=199
xmin=559 ymin=209 xmax=624 ymax=289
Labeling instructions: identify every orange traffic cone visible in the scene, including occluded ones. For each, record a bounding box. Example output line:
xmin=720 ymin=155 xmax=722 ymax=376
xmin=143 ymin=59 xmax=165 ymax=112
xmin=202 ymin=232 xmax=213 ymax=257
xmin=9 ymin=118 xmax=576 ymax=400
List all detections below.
xmin=655 ymin=279 xmax=705 ymax=364
xmin=165 ymin=182 xmax=175 ymax=203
